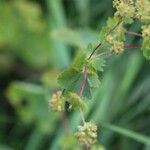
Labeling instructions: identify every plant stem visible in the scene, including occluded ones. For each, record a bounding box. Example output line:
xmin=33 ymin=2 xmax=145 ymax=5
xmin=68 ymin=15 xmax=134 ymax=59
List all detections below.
xmin=92 ymin=50 xmax=113 ymax=59
xmin=78 ymin=64 xmax=87 ymax=124
xmin=79 ymin=64 xmax=87 ymax=97
xmin=92 ymin=44 xmax=141 ymax=59
xmin=107 ymin=19 xmax=122 ymax=35
xmin=88 ymin=19 xmax=122 ymax=60
xmin=88 ymin=43 xmax=102 ymax=60
xmin=124 ymin=45 xmax=141 ymax=49
xmin=125 ymin=31 xmax=142 ymax=37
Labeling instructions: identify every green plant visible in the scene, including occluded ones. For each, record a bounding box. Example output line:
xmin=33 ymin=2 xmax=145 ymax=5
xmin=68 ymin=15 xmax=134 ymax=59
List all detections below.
xmin=49 ymin=0 xmax=150 ymax=148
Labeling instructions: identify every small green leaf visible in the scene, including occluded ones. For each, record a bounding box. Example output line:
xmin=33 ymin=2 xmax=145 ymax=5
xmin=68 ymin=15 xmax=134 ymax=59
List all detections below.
xmin=58 ymin=67 xmax=81 ymax=90
xmin=99 ymin=17 xmax=117 ymax=41
xmin=88 ymin=73 xmax=101 ymax=88
xmin=58 ymin=67 xmax=92 ymax=99
xmin=91 ymin=58 xmax=106 ymax=72
xmin=87 ymin=43 xmax=93 ymax=52
xmin=72 ymin=50 xmax=87 ymax=69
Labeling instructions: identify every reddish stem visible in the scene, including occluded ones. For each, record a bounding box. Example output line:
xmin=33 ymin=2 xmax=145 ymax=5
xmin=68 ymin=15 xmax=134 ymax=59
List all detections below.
xmin=79 ymin=64 xmax=87 ymax=97
xmin=124 ymin=45 xmax=141 ymax=49
xmin=78 ymin=64 xmax=87 ymax=124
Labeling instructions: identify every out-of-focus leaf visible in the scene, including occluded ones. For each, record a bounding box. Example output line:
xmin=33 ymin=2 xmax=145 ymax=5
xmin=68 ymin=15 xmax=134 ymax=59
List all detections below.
xmin=6 ymin=82 xmax=58 ymax=133
xmin=41 ymin=70 xmax=60 ymax=87
xmin=142 ymin=37 xmax=150 ymax=60
xmin=0 ymin=144 xmax=13 ymax=150
xmin=0 ymin=1 xmax=51 ymax=69
xmin=51 ymin=28 xmax=97 ymax=49
xmin=102 ymin=123 xmax=150 ymax=145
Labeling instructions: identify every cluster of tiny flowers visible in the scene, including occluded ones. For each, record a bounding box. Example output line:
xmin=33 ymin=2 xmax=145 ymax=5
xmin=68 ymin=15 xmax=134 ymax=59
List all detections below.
xmin=111 ymin=41 xmax=124 ymax=53
xmin=106 ymin=35 xmax=124 ymax=54
xmin=142 ymin=25 xmax=150 ymax=38
xmin=75 ymin=122 xmax=97 ymax=146
xmin=113 ymin=0 xmax=135 ymax=19
xmin=49 ymin=91 xmax=64 ymax=112
xmin=135 ymin=0 xmax=150 ymax=23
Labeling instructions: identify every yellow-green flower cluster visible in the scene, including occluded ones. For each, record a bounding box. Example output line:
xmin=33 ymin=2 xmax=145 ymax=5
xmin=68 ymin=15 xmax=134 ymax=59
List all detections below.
xmin=75 ymin=122 xmax=97 ymax=146
xmin=106 ymin=34 xmax=124 ymax=54
xmin=113 ymin=0 xmax=135 ymax=19
xmin=111 ymin=41 xmax=124 ymax=54
xmin=135 ymin=0 xmax=150 ymax=23
xmin=142 ymin=25 xmax=150 ymax=38
xmin=49 ymin=91 xmax=64 ymax=112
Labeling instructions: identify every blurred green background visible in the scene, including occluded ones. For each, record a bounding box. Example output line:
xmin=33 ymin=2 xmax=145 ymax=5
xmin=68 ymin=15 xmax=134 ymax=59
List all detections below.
xmin=0 ymin=0 xmax=150 ymax=150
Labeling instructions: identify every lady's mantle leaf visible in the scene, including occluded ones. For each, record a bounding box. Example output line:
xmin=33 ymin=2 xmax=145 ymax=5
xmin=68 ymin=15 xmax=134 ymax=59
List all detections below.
xmin=58 ymin=67 xmax=92 ymax=99
xmin=88 ymin=73 xmax=100 ymax=88
xmin=91 ymin=58 xmax=106 ymax=72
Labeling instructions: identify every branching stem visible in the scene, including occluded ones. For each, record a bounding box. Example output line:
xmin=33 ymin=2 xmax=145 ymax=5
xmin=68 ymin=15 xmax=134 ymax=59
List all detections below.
xmin=88 ymin=19 xmax=122 ymax=60
xmin=80 ymin=19 xmax=123 ymax=124
xmin=92 ymin=45 xmax=141 ymax=59
xmin=78 ymin=18 xmax=141 ymax=126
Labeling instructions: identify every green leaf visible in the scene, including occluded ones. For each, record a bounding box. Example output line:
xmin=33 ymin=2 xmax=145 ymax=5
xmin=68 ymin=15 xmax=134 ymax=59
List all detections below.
xmin=99 ymin=16 xmax=125 ymax=51
xmin=107 ymin=16 xmax=119 ymax=29
xmin=91 ymin=58 xmax=106 ymax=72
xmin=142 ymin=37 xmax=150 ymax=60
xmin=6 ymin=82 xmax=58 ymax=133
xmin=72 ymin=50 xmax=87 ymax=69
xmin=99 ymin=16 xmax=119 ymax=39
xmin=58 ymin=67 xmax=92 ymax=99
xmin=102 ymin=123 xmax=150 ymax=145
xmin=58 ymin=67 xmax=81 ymax=90
xmin=88 ymin=73 xmax=101 ymax=88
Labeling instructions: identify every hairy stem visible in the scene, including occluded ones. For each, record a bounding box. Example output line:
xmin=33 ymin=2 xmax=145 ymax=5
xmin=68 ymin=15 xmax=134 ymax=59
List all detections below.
xmin=125 ymin=30 xmax=142 ymax=37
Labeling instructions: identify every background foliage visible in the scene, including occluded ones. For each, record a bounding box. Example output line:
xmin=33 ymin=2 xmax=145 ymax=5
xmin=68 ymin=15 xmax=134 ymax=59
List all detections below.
xmin=0 ymin=0 xmax=150 ymax=150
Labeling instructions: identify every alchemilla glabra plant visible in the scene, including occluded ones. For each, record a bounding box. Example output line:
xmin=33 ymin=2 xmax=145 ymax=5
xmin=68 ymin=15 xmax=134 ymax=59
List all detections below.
xmin=49 ymin=0 xmax=150 ymax=149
